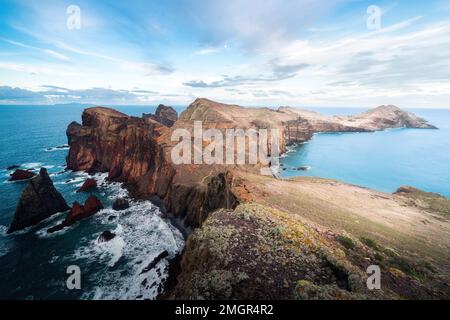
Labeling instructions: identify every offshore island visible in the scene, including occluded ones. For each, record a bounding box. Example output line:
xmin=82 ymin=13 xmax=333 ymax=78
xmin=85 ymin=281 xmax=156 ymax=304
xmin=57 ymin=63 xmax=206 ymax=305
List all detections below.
xmin=7 ymin=98 xmax=450 ymax=299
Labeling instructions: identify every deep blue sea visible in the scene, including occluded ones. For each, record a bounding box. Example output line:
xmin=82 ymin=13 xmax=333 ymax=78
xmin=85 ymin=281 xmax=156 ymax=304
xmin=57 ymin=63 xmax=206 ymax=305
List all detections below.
xmin=0 ymin=104 xmax=448 ymax=299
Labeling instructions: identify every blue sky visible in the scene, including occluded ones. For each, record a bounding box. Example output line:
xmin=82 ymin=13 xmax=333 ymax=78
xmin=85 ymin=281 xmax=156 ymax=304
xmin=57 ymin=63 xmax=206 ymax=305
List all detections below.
xmin=0 ymin=0 xmax=450 ymax=107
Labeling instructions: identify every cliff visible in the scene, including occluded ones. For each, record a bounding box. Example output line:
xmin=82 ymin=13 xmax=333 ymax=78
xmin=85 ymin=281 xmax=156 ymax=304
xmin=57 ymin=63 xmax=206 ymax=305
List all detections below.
xmin=66 ymin=103 xmax=239 ymax=228
xmin=66 ymin=99 xmax=438 ymax=229
xmin=65 ymin=99 xmax=449 ymax=299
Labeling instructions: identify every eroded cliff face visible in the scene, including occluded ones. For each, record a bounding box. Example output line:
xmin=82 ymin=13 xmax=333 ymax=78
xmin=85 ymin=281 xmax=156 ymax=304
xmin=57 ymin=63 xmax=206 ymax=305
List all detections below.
xmin=66 ymin=99 xmax=438 ymax=229
xmin=66 ymin=105 xmax=239 ymax=228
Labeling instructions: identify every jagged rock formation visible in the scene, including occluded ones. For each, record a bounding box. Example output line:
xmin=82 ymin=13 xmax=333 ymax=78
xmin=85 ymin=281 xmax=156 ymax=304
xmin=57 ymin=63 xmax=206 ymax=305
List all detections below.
xmin=77 ymin=178 xmax=97 ymax=193
xmin=66 ymin=104 xmax=239 ymax=228
xmin=7 ymin=168 xmax=69 ymax=233
xmin=143 ymin=104 xmax=178 ymax=127
xmin=47 ymin=195 xmax=103 ymax=233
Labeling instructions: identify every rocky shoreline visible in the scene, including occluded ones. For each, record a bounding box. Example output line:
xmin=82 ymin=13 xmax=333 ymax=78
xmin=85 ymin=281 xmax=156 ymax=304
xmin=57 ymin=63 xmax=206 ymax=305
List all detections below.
xmin=7 ymin=98 xmax=449 ymax=299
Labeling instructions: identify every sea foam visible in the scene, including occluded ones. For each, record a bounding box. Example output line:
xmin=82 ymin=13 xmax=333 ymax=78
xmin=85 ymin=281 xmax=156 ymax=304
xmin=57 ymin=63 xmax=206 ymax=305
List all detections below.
xmin=73 ymin=200 xmax=184 ymax=300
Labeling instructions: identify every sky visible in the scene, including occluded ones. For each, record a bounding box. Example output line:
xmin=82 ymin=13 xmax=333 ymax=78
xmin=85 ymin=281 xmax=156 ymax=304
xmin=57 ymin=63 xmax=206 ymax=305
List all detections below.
xmin=0 ymin=0 xmax=450 ymax=108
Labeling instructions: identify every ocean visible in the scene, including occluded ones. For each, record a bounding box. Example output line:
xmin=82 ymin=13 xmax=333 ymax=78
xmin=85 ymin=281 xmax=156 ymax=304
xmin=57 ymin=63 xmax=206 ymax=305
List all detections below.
xmin=0 ymin=105 xmax=449 ymax=299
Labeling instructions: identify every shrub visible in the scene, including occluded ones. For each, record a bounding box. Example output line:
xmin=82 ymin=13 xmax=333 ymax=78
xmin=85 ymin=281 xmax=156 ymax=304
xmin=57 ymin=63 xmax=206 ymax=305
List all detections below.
xmin=336 ymin=235 xmax=356 ymax=250
xmin=360 ymin=237 xmax=379 ymax=250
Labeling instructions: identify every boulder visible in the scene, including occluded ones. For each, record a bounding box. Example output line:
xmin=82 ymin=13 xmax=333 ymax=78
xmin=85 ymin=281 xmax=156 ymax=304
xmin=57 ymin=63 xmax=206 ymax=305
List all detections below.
xmin=77 ymin=178 xmax=97 ymax=193
xmin=9 ymin=169 xmax=36 ymax=181
xmin=112 ymin=198 xmax=129 ymax=211
xmin=7 ymin=168 xmax=69 ymax=234
xmin=98 ymin=230 xmax=116 ymax=243
xmin=6 ymin=165 xmax=20 ymax=171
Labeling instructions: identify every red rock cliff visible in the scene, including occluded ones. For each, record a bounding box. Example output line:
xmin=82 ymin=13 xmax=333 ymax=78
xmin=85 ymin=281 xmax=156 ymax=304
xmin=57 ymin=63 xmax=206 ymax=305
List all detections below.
xmin=66 ymin=105 xmax=238 ymax=228
xmin=66 ymin=99 xmax=436 ymax=227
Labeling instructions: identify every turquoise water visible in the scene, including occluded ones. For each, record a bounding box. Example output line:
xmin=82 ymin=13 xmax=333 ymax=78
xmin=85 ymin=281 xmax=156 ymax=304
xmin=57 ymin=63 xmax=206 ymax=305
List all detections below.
xmin=280 ymin=108 xmax=450 ymax=197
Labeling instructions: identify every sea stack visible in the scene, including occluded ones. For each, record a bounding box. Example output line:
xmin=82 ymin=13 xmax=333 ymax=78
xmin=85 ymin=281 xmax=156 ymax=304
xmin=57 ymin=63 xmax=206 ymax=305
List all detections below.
xmin=7 ymin=168 xmax=70 ymax=234
xmin=47 ymin=195 xmax=104 ymax=233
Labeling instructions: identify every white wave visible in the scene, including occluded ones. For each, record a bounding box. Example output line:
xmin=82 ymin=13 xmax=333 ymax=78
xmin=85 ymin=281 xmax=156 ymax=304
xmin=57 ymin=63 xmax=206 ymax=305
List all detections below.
xmin=49 ymin=255 xmax=60 ymax=263
xmin=49 ymin=170 xmax=67 ymax=178
xmin=44 ymin=145 xmax=70 ymax=152
xmin=0 ymin=225 xmax=7 ymax=236
xmin=0 ymin=225 xmax=11 ymax=257
xmin=59 ymin=176 xmax=87 ymax=186
xmin=35 ymin=220 xmax=72 ymax=239
xmin=20 ymin=162 xmax=43 ymax=170
xmin=96 ymin=224 xmax=126 ymax=267
xmin=73 ymin=201 xmax=184 ymax=300
xmin=92 ymin=173 xmax=129 ymax=200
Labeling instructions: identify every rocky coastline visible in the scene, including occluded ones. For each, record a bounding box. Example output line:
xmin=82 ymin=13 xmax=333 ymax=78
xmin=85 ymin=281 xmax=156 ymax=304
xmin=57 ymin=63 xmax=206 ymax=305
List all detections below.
xmin=7 ymin=98 xmax=450 ymax=299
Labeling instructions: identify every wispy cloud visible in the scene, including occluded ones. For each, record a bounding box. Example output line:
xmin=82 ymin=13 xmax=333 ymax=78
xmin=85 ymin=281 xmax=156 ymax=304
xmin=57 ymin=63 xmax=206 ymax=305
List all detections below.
xmin=0 ymin=37 xmax=70 ymax=61
xmin=10 ymin=26 xmax=174 ymax=75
